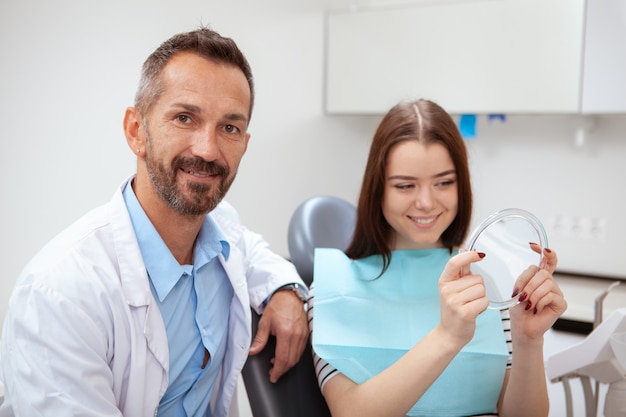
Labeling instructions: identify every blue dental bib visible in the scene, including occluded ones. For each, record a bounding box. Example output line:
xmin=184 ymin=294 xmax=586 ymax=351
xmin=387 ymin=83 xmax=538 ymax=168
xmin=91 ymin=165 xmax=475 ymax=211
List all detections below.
xmin=312 ymin=248 xmax=508 ymax=417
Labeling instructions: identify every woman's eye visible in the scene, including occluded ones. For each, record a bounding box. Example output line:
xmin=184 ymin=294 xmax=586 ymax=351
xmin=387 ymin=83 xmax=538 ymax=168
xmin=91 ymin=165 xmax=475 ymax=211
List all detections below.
xmin=436 ymin=179 xmax=454 ymax=188
xmin=394 ymin=183 xmax=413 ymax=190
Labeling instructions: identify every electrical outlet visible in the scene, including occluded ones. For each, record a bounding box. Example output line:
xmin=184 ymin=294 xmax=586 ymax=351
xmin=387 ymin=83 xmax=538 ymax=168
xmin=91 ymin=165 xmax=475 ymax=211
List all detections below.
xmin=549 ymin=214 xmax=571 ymax=240
xmin=588 ymin=217 xmax=608 ymax=242
xmin=548 ymin=215 xmax=608 ymax=242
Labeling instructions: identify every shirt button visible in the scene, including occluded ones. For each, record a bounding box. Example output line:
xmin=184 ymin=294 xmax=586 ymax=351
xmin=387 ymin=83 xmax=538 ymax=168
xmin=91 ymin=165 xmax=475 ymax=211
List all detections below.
xmin=202 ymin=329 xmax=207 ymax=336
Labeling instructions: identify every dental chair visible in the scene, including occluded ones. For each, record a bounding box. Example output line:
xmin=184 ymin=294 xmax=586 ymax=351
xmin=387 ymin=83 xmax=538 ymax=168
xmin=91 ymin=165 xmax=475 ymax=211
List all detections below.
xmin=241 ymin=195 xmax=357 ymax=417
xmin=287 ymin=195 xmax=357 ymax=285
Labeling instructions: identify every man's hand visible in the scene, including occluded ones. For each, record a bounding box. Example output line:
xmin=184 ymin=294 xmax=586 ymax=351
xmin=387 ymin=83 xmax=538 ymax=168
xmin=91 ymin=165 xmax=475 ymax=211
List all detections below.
xmin=248 ymin=290 xmax=309 ymax=383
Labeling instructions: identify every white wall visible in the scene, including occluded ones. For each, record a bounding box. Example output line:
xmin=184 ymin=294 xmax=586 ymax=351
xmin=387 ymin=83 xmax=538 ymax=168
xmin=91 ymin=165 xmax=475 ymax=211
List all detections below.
xmin=466 ymin=113 xmax=626 ymax=278
xmin=1 ymin=1 xmax=625 ymax=414
xmin=2 ymin=0 xmax=626 ymax=326
xmin=0 ymin=0 xmax=362 ymax=321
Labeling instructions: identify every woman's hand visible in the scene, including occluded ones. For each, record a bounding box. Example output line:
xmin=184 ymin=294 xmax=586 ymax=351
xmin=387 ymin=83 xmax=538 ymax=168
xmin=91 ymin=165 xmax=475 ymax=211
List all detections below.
xmin=509 ymin=244 xmax=567 ymax=340
xmin=437 ymin=250 xmax=490 ymax=347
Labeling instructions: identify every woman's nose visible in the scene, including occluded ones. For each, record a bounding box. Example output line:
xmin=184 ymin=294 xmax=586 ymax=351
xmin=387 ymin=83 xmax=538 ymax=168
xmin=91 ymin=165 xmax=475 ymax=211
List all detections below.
xmin=414 ymin=187 xmax=434 ymax=210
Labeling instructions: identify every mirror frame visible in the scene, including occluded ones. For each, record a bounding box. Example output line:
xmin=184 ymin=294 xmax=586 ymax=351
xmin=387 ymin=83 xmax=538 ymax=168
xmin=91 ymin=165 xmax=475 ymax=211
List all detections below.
xmin=464 ymin=208 xmax=548 ymax=310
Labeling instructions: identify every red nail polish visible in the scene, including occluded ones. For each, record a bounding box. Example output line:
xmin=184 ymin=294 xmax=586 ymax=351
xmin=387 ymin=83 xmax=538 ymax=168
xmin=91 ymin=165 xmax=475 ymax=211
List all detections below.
xmin=477 ymin=252 xmax=486 ymax=259
xmin=525 ymin=300 xmax=533 ymax=311
xmin=533 ymin=307 xmax=538 ymax=315
xmin=512 ymin=288 xmax=519 ymax=297
xmin=544 ymin=248 xmax=552 ymax=254
xmin=519 ymin=292 xmax=528 ymax=302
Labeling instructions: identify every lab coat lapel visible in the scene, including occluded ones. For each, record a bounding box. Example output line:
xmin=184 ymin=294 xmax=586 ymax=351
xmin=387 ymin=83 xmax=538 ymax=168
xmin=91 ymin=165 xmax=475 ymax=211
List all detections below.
xmin=211 ymin=248 xmax=252 ymax=417
xmin=110 ymin=179 xmax=170 ymax=375
xmin=218 ymin=248 xmax=251 ymax=339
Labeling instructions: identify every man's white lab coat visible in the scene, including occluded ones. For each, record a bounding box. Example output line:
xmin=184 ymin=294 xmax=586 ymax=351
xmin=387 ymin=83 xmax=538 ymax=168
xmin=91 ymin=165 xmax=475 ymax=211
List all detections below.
xmin=0 ymin=177 xmax=303 ymax=417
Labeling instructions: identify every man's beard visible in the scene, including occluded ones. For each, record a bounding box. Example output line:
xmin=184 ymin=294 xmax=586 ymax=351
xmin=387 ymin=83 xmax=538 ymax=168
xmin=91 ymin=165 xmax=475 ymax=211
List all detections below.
xmin=144 ymin=129 xmax=235 ymax=216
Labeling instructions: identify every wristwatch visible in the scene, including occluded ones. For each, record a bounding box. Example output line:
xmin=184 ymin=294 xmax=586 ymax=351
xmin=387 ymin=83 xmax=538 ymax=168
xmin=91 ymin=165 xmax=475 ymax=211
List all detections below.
xmin=272 ymin=283 xmax=309 ymax=303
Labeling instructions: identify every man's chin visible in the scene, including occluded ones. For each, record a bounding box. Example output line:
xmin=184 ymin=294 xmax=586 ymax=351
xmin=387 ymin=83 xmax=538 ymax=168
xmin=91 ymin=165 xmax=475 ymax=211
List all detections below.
xmin=177 ymin=174 xmax=234 ymax=215
xmin=176 ymin=192 xmax=224 ymax=216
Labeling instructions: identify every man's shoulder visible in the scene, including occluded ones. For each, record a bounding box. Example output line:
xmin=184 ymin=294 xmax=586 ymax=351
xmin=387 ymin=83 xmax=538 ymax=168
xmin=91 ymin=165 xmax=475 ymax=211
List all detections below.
xmin=20 ymin=203 xmax=119 ymax=283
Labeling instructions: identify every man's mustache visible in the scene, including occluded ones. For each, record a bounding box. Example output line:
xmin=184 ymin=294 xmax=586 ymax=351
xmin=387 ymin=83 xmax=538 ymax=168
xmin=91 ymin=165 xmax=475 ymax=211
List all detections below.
xmin=174 ymin=157 xmax=229 ymax=177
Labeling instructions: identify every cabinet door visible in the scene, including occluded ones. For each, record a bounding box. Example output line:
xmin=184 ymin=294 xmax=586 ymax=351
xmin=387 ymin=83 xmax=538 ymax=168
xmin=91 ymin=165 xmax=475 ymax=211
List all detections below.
xmin=325 ymin=0 xmax=586 ymax=115
xmin=582 ymin=0 xmax=626 ymax=114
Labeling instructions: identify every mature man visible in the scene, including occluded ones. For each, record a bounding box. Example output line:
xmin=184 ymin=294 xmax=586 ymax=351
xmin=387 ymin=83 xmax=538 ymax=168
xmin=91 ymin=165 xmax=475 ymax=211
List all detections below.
xmin=0 ymin=27 xmax=308 ymax=416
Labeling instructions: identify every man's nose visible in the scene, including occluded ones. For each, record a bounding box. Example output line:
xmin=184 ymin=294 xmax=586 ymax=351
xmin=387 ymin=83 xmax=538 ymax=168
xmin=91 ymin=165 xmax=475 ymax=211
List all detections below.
xmin=191 ymin=128 xmax=220 ymax=161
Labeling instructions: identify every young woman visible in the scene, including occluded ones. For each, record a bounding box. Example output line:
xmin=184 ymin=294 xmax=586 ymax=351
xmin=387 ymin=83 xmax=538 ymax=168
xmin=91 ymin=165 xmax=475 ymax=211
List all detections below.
xmin=308 ymin=99 xmax=567 ymax=417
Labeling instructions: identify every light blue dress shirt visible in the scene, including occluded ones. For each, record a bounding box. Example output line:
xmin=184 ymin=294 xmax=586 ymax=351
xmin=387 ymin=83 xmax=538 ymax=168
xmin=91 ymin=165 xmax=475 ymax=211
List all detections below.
xmin=123 ymin=181 xmax=233 ymax=417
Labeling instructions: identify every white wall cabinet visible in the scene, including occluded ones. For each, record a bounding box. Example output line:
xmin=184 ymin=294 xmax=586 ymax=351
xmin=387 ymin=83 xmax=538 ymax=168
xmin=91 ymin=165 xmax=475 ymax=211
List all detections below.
xmin=581 ymin=0 xmax=626 ymax=113
xmin=325 ymin=0 xmax=626 ymax=115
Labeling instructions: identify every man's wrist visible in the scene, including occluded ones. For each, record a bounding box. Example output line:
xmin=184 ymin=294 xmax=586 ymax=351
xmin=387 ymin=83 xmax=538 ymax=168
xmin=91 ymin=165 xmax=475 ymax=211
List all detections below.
xmin=262 ymin=282 xmax=309 ymax=308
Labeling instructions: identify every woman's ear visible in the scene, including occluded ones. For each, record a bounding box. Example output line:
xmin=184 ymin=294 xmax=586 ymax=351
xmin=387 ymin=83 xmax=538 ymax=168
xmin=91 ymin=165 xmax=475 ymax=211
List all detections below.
xmin=123 ymin=107 xmax=144 ymax=156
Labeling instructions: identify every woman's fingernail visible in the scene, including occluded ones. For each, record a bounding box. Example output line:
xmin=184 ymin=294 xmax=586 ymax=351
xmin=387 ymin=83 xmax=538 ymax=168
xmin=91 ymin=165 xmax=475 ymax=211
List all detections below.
xmin=533 ymin=307 xmax=538 ymax=315
xmin=519 ymin=292 xmax=528 ymax=302
xmin=512 ymin=288 xmax=519 ymax=297
xmin=477 ymin=252 xmax=486 ymax=259
xmin=544 ymin=248 xmax=552 ymax=254
xmin=525 ymin=300 xmax=533 ymax=311
xmin=529 ymin=242 xmax=538 ymax=246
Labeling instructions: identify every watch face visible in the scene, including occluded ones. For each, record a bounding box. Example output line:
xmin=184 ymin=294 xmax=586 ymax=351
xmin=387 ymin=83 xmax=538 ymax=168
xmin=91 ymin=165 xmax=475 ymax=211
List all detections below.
xmin=288 ymin=283 xmax=309 ymax=301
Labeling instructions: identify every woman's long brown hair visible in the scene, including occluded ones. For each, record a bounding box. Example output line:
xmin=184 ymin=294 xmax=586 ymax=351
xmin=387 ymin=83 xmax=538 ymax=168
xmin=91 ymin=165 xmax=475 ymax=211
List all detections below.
xmin=345 ymin=99 xmax=473 ymax=274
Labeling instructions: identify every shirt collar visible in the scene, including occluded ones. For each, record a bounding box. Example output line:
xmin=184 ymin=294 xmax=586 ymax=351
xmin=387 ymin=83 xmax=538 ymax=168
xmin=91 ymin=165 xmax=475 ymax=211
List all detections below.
xmin=122 ymin=179 xmax=230 ymax=301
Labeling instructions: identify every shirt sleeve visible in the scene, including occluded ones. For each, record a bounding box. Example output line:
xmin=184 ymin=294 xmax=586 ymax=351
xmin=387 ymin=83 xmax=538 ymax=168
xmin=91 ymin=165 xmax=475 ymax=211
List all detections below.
xmin=501 ymin=308 xmax=513 ymax=368
xmin=307 ymin=283 xmax=340 ymax=390
xmin=1 ymin=280 xmax=123 ymax=416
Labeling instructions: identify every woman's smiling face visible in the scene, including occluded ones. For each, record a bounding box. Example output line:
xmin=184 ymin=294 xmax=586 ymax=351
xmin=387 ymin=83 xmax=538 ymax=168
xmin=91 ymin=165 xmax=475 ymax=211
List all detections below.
xmin=382 ymin=140 xmax=459 ymax=250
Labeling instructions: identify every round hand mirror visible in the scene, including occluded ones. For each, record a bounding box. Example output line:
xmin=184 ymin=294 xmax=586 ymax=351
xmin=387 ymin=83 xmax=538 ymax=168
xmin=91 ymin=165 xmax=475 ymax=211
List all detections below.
xmin=464 ymin=208 xmax=548 ymax=310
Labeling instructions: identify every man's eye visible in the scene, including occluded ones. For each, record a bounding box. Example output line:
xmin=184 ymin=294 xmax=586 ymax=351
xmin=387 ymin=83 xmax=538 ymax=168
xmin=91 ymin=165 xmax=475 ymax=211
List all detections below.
xmin=225 ymin=124 xmax=240 ymax=134
xmin=176 ymin=115 xmax=191 ymax=123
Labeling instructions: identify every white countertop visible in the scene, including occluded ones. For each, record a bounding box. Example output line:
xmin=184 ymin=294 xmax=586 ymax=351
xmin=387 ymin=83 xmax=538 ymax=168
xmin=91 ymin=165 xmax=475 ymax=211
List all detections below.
xmin=554 ymin=273 xmax=625 ymax=324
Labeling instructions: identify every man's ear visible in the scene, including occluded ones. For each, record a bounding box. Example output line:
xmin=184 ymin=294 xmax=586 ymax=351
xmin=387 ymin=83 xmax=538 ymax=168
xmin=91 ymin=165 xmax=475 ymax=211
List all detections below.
xmin=243 ymin=132 xmax=251 ymax=153
xmin=123 ymin=107 xmax=145 ymax=156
